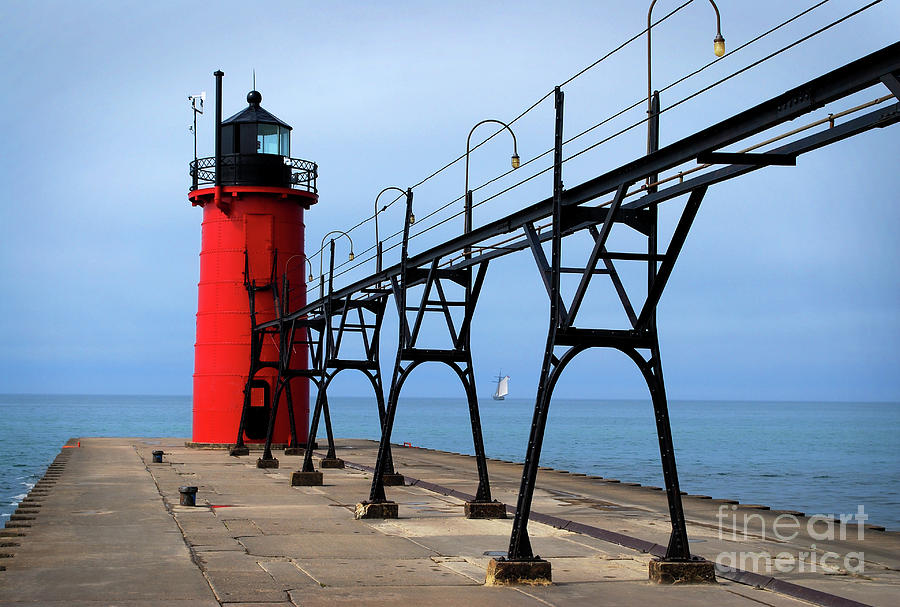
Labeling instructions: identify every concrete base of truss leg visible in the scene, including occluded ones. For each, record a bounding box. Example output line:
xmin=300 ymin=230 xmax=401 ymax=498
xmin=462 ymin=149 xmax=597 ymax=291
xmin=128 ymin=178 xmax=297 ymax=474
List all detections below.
xmin=256 ymin=457 xmax=279 ymax=469
xmin=319 ymin=457 xmax=345 ymax=469
xmin=485 ymin=558 xmax=551 ymax=586
xmin=354 ymin=501 xmax=398 ymax=519
xmin=648 ymin=557 xmax=716 ymax=584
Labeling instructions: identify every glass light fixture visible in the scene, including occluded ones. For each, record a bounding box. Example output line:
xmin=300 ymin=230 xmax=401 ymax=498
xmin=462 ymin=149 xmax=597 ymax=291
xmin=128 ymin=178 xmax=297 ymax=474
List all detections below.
xmin=511 ymin=154 xmax=521 ymax=169
xmin=308 ymin=272 xmax=314 ymax=282
xmin=348 ymin=252 xmax=355 ymax=261
xmin=409 ymin=213 xmax=416 ymax=224
xmin=713 ymin=34 xmax=726 ymax=57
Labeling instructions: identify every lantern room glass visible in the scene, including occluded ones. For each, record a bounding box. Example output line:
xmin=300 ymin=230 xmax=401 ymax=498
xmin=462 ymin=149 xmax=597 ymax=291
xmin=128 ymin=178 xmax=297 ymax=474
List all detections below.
xmin=279 ymin=129 xmax=290 ymax=156
xmin=257 ymin=124 xmax=290 ymax=156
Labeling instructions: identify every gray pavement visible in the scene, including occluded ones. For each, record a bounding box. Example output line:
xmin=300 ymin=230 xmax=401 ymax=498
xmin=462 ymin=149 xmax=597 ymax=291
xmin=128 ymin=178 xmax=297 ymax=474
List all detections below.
xmin=1 ymin=437 xmax=896 ymax=606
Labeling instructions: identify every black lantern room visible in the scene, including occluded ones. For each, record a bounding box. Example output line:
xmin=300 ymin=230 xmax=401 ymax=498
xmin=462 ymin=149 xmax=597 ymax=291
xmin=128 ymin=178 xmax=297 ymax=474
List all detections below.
xmin=218 ymin=90 xmax=293 ymax=187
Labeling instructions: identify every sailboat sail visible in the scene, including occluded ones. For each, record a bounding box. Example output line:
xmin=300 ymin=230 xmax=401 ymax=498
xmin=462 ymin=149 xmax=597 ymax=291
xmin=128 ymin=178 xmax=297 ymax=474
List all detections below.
xmin=497 ymin=376 xmax=509 ymax=398
xmin=492 ymin=373 xmax=509 ymax=400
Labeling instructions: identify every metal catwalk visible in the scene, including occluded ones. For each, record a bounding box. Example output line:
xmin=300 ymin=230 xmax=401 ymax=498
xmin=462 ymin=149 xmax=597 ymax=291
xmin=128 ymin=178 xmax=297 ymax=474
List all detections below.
xmin=237 ymin=43 xmax=900 ymax=579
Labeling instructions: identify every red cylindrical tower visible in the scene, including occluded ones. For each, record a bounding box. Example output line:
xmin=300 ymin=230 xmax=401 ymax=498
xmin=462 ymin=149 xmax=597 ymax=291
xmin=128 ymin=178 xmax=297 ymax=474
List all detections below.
xmin=188 ymin=75 xmax=317 ymax=445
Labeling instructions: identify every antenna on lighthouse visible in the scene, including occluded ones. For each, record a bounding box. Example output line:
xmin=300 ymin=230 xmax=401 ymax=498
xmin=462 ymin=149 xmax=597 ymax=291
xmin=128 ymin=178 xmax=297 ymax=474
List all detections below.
xmin=188 ymin=92 xmax=206 ymax=174
xmin=189 ymin=92 xmax=206 ymax=114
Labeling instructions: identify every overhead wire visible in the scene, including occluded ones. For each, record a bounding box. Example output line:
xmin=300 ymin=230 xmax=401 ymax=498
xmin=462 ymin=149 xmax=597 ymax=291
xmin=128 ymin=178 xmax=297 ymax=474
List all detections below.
xmin=401 ymin=0 xmax=883 ymax=262
xmin=370 ymin=0 xmax=848 ymax=252
xmin=657 ymin=0 xmax=884 ymax=118
xmin=563 ymin=0 xmax=883 ymax=164
xmin=400 ymin=0 xmax=695 ymax=192
xmin=306 ymin=0 xmax=699 ymax=265
xmin=310 ymin=0 xmax=883 ymax=293
xmin=364 ymin=0 xmax=840 ymax=255
xmin=439 ymin=89 xmax=895 ymax=268
xmin=558 ymin=0 xmax=834 ymax=155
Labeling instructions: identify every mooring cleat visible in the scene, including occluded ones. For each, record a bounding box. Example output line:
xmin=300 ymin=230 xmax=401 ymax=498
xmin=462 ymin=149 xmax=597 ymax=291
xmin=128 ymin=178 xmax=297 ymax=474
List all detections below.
xmin=464 ymin=500 xmax=507 ymax=519
xmin=283 ymin=447 xmax=304 ymax=456
xmin=319 ymin=457 xmax=345 ymax=469
xmin=291 ymin=470 xmax=323 ymax=486
xmin=485 ymin=557 xmax=552 ymax=586
xmin=648 ymin=557 xmax=716 ymax=584
xmin=178 ymin=486 xmax=198 ymax=507
xmin=229 ymin=446 xmax=250 ymax=457
xmin=256 ymin=457 xmax=279 ymax=469
xmin=355 ymin=501 xmax=398 ymax=519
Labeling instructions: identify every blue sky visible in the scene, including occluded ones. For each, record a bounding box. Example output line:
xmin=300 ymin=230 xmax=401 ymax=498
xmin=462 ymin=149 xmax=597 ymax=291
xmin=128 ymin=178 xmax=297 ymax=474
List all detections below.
xmin=0 ymin=1 xmax=897 ymax=402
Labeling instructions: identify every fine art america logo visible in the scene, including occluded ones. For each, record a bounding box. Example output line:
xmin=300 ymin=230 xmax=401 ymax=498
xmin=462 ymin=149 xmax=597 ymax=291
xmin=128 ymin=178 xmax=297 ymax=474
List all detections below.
xmin=714 ymin=505 xmax=868 ymax=574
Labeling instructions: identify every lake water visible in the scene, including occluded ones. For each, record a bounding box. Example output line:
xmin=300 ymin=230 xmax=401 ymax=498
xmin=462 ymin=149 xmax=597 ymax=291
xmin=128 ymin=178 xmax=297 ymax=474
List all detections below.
xmin=1 ymin=394 xmax=897 ymax=529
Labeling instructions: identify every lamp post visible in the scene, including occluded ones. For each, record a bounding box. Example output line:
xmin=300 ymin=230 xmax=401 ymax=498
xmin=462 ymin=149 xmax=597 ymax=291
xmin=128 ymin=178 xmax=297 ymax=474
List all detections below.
xmin=374 ymin=186 xmax=409 ymax=274
xmin=464 ymin=119 xmax=520 ymax=256
xmin=281 ymin=254 xmax=314 ymax=312
xmin=647 ymin=0 xmax=724 ymax=154
xmin=643 ymin=0 xmax=725 ymax=567
xmin=283 ymin=254 xmax=311 ymax=281
xmin=317 ymin=230 xmax=354 ymax=298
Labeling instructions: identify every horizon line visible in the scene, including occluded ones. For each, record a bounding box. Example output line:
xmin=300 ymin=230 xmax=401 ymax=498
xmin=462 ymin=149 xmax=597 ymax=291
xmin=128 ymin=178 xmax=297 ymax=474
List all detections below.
xmin=1 ymin=393 xmax=898 ymax=405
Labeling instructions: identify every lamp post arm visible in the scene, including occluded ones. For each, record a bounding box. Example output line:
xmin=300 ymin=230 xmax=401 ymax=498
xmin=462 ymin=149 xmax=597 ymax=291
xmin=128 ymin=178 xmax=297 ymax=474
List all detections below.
xmin=374 ymin=186 xmax=407 ymax=275
xmin=466 ymin=119 xmax=519 ymax=157
xmin=465 ymin=119 xmax=519 ymax=195
xmin=647 ymin=0 xmax=723 ymax=112
xmin=317 ymin=230 xmax=355 ymax=294
xmin=283 ymin=253 xmax=305 ymax=277
xmin=374 ymin=186 xmax=407 ymax=246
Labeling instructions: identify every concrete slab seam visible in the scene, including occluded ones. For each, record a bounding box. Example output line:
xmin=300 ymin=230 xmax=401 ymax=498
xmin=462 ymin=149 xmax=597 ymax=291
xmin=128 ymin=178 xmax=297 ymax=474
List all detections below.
xmin=136 ymin=444 xmax=223 ymax=603
xmin=331 ymin=454 xmax=877 ymax=607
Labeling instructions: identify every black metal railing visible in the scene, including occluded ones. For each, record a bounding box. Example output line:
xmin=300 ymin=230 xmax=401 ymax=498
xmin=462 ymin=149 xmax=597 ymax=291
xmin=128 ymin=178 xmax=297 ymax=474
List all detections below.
xmin=189 ymin=154 xmax=318 ymax=193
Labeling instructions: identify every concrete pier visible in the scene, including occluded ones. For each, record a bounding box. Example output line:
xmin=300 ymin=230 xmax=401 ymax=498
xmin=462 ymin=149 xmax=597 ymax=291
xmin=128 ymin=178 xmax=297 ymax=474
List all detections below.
xmin=1 ymin=437 xmax=897 ymax=606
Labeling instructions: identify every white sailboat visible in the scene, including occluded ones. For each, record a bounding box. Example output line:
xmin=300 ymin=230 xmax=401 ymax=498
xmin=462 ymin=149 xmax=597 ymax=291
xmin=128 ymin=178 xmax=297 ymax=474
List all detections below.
xmin=492 ymin=372 xmax=510 ymax=401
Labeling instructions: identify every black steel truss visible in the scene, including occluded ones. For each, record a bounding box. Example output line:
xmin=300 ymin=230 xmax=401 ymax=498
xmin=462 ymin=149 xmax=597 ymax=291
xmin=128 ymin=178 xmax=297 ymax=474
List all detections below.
xmin=297 ymin=238 xmax=397 ymax=476
xmin=232 ymin=249 xmax=339 ymax=462
xmin=232 ymin=250 xmax=295 ymax=453
xmin=363 ymin=190 xmax=499 ymax=508
xmin=257 ymin=42 xmax=900 ymax=325
xmin=505 ymin=88 xmax=711 ymax=563
xmin=233 ymin=45 xmax=900 ymax=566
xmin=235 ymin=238 xmax=400 ymax=476
xmin=256 ymin=303 xmax=335 ymax=464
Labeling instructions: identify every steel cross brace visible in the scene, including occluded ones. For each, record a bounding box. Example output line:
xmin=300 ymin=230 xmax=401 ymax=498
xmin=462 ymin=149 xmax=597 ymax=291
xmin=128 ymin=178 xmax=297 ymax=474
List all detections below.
xmin=233 ymin=250 xmax=283 ymax=453
xmin=505 ymin=88 xmax=709 ymax=564
xmin=257 ymin=307 xmax=337 ymax=464
xmin=361 ymin=190 xmax=500 ymax=515
xmin=256 ymin=265 xmax=339 ymax=464
xmin=433 ymin=99 xmax=900 ymax=283
xmin=299 ymin=282 xmax=398 ymax=477
xmin=235 ymin=247 xmax=339 ymax=464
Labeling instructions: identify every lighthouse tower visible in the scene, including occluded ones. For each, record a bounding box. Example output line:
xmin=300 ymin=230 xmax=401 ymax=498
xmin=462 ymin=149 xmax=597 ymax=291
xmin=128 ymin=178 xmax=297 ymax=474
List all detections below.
xmin=188 ymin=72 xmax=317 ymax=445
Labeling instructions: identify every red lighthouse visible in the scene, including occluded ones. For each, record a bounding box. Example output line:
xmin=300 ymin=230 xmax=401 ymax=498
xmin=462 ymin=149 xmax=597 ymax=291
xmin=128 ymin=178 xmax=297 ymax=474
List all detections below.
xmin=188 ymin=71 xmax=317 ymax=445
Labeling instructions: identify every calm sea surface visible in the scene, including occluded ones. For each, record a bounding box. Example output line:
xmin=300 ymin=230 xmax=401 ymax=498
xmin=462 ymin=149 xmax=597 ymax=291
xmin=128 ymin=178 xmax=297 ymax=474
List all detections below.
xmin=1 ymin=394 xmax=897 ymax=529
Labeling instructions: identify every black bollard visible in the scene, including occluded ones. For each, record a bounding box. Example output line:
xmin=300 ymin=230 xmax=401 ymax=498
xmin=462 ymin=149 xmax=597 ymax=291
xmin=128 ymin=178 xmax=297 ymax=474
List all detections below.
xmin=152 ymin=450 xmax=164 ymax=463
xmin=179 ymin=486 xmax=198 ymax=507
